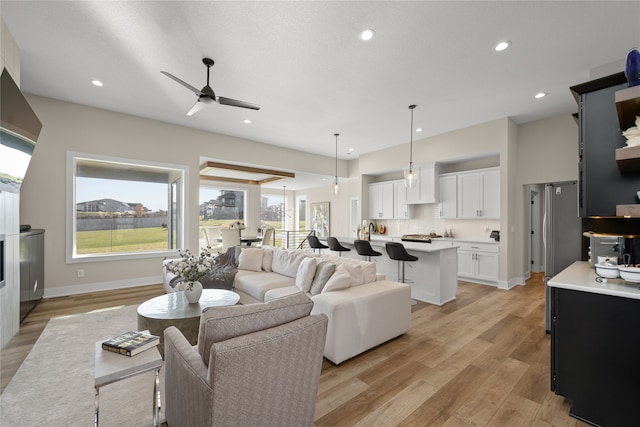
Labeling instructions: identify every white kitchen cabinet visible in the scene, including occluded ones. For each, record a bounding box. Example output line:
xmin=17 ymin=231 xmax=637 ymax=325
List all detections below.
xmin=456 ymin=241 xmax=499 ymax=284
xmin=438 ymin=174 xmax=457 ymax=218
xmin=393 ymin=180 xmax=412 ymax=219
xmin=456 ymin=168 xmax=500 ymax=219
xmin=368 ymin=182 xmax=394 ymax=219
xmin=406 ymin=162 xmax=439 ymax=204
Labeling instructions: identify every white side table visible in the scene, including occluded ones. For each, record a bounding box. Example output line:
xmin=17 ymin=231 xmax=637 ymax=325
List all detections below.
xmin=94 ymin=340 xmax=163 ymax=427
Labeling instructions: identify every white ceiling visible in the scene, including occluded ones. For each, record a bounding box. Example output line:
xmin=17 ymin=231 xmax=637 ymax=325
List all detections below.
xmin=2 ymin=1 xmax=639 ymax=186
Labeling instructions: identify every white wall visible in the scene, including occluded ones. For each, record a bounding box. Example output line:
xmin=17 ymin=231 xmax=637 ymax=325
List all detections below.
xmin=0 ymin=17 xmax=22 ymax=347
xmin=20 ymin=95 xmax=345 ymax=297
xmin=19 ymin=89 xmax=579 ymax=298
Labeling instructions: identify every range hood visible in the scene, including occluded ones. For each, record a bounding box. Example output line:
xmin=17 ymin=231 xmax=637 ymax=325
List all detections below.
xmin=1 ymin=68 xmax=42 ymax=193
xmin=1 ymin=68 xmax=42 ymax=143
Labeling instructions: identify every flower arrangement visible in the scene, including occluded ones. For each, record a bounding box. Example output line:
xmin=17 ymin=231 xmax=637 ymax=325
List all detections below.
xmin=229 ymin=220 xmax=246 ymax=230
xmin=165 ymin=247 xmax=214 ymax=289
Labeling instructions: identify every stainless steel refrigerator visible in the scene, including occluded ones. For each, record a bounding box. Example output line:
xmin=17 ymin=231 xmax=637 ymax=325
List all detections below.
xmin=543 ymin=181 xmax=582 ymax=332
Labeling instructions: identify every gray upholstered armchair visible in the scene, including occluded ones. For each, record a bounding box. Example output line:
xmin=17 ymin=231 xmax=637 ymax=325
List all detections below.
xmin=163 ymin=293 xmax=328 ymax=427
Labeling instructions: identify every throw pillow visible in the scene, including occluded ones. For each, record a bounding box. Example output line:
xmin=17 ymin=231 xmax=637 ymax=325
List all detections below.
xmin=238 ymin=247 xmax=264 ymax=272
xmin=295 ymin=257 xmax=317 ymax=292
xmin=343 ymin=263 xmax=365 ymax=287
xmin=309 ymin=261 xmax=336 ymax=295
xmin=322 ymin=264 xmax=351 ymax=293
xmin=262 ymin=247 xmax=274 ymax=272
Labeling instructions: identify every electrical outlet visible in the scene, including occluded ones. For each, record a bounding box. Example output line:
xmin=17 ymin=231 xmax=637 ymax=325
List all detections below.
xmin=77 ymin=269 xmax=85 ymax=278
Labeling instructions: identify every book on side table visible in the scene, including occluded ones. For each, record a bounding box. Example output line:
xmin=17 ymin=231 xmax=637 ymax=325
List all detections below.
xmin=101 ymin=331 xmax=159 ymax=357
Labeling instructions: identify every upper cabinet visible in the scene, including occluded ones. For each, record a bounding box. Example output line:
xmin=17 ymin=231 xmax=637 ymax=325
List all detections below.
xmin=406 ymin=162 xmax=439 ymax=205
xmin=438 ymin=174 xmax=457 ymax=219
xmin=368 ymin=182 xmax=394 ymax=219
xmin=456 ymin=168 xmax=500 ymax=219
xmin=368 ymin=180 xmax=413 ymax=220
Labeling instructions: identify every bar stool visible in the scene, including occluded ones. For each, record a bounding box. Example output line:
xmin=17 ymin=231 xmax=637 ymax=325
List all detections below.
xmin=327 ymin=237 xmax=351 ymax=256
xmin=307 ymin=234 xmax=328 ymax=253
xmin=385 ymin=242 xmax=418 ymax=305
xmin=354 ymin=239 xmax=382 ymax=262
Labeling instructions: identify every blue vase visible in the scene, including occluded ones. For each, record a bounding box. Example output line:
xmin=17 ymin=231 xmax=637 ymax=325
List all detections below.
xmin=626 ymin=47 xmax=640 ymax=87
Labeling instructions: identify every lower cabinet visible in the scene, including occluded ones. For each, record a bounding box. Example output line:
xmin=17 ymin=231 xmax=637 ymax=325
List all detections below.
xmin=456 ymin=242 xmax=498 ymax=284
xmin=20 ymin=229 xmax=44 ymax=322
xmin=551 ymin=287 xmax=640 ymax=427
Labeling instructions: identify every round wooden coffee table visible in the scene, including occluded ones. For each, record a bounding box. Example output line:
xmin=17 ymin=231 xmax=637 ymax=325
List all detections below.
xmin=137 ymin=289 xmax=240 ymax=357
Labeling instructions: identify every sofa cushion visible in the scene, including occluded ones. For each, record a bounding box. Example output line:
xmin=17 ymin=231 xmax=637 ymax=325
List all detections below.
xmin=322 ymin=264 xmax=351 ymax=293
xmin=264 ymin=286 xmax=302 ymax=302
xmin=296 ymin=257 xmax=317 ymax=292
xmin=272 ymin=249 xmax=309 ymax=278
xmin=262 ymin=247 xmax=274 ymax=272
xmin=234 ymin=270 xmax=296 ymax=301
xmin=238 ymin=247 xmax=264 ymax=272
xmin=197 ymin=292 xmax=313 ymax=365
xmin=310 ymin=261 xmax=336 ymax=296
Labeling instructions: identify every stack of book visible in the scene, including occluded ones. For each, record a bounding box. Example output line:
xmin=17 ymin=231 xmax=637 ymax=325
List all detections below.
xmin=101 ymin=331 xmax=159 ymax=357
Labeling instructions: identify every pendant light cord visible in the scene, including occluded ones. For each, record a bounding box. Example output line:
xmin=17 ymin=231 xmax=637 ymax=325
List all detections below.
xmin=334 ymin=133 xmax=339 ymax=180
xmin=409 ymin=105 xmax=416 ymax=166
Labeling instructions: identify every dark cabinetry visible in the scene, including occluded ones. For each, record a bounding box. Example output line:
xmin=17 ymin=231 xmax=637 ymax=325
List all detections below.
xmin=551 ymin=287 xmax=640 ymax=426
xmin=571 ymin=73 xmax=640 ymax=217
xmin=20 ymin=229 xmax=44 ymax=322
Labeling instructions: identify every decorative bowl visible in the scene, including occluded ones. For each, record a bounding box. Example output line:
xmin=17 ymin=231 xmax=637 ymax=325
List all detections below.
xmin=595 ymin=264 xmax=620 ymax=279
xmin=619 ymin=266 xmax=640 ymax=283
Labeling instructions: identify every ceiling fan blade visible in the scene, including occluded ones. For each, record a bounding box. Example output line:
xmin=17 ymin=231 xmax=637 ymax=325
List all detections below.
xmin=161 ymin=71 xmax=203 ymax=96
xmin=186 ymin=100 xmax=208 ymax=116
xmin=217 ymin=96 xmax=261 ymax=111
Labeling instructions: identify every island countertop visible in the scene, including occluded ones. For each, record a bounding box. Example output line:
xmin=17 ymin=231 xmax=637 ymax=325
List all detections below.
xmin=334 ymin=236 xmax=459 ymax=253
xmin=548 ymin=261 xmax=640 ymax=300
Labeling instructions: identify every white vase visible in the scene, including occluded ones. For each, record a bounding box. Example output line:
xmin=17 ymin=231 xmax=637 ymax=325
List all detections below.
xmin=184 ymin=281 xmax=203 ymax=303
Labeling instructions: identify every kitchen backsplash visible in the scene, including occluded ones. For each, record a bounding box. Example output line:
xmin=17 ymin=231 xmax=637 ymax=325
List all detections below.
xmin=370 ymin=204 xmax=500 ymax=241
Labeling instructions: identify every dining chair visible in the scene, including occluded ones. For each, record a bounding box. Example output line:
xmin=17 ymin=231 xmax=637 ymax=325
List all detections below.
xmin=220 ymin=229 xmax=240 ymax=253
xmin=257 ymin=227 xmax=274 ymax=247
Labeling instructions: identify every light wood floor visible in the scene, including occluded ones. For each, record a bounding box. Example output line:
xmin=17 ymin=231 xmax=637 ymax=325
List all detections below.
xmin=0 ymin=274 xmax=586 ymax=426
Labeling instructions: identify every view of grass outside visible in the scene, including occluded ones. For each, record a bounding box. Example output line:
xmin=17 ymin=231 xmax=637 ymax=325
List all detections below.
xmin=76 ymin=227 xmax=169 ymax=254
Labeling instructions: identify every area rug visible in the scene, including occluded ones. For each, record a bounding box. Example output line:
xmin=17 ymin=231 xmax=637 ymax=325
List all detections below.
xmin=0 ymin=305 xmax=166 ymax=427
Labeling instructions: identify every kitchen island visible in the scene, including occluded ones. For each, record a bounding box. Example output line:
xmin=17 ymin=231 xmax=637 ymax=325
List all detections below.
xmin=548 ymin=261 xmax=640 ymax=427
xmin=330 ymin=237 xmax=458 ymax=306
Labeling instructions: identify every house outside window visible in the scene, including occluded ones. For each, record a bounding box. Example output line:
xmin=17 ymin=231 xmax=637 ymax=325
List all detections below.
xmin=67 ymin=152 xmax=187 ymax=262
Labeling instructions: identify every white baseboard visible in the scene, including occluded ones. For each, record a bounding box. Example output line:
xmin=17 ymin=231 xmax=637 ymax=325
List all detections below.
xmin=44 ymin=275 xmax=163 ymax=298
xmin=498 ymin=276 xmax=525 ymax=290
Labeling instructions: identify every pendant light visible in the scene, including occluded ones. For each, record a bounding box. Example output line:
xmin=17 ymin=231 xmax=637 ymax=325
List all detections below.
xmin=332 ymin=133 xmax=341 ymax=195
xmin=404 ymin=105 xmax=418 ymax=188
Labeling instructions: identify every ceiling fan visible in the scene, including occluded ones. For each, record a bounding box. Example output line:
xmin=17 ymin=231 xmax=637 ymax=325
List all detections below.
xmin=161 ymin=58 xmax=261 ymax=116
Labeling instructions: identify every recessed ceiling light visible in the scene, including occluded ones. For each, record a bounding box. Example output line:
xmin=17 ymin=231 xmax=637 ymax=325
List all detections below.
xmin=359 ymin=29 xmax=375 ymax=41
xmin=494 ymin=41 xmax=511 ymax=52
xmin=243 ymin=119 xmax=252 ymax=124
xmin=92 ymin=79 xmax=103 ymax=87
xmin=348 ymin=148 xmax=354 ymax=152
xmin=416 ymin=128 xmax=423 ymax=133
xmin=534 ymin=92 xmax=547 ymax=99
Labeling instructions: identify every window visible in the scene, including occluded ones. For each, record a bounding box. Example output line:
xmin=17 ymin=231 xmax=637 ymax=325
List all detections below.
xmin=199 ymin=187 xmax=245 ymax=224
xmin=67 ymin=152 xmax=187 ymax=262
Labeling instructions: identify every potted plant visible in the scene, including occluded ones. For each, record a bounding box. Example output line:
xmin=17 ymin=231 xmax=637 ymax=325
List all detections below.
xmin=165 ymin=247 xmax=214 ymax=303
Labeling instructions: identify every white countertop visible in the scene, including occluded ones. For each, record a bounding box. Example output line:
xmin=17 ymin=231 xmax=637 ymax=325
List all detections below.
xmin=334 ymin=236 xmax=458 ymax=253
xmin=548 ymin=261 xmax=640 ymax=300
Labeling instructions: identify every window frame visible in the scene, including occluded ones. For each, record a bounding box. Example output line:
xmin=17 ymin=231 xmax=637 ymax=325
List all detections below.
xmin=66 ymin=151 xmax=189 ymax=263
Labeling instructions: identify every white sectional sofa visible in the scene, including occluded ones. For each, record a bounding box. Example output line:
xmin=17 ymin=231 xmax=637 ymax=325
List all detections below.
xmin=164 ymin=246 xmax=411 ymax=364
xmin=233 ymin=246 xmax=411 ymax=364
